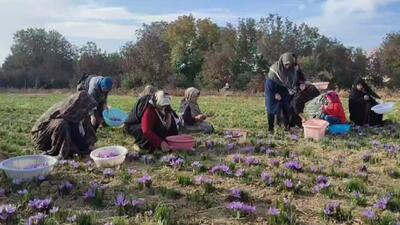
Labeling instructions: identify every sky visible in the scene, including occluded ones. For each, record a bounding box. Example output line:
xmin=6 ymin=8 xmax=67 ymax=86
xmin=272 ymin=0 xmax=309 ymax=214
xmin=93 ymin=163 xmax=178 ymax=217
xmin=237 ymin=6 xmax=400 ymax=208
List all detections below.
xmin=0 ymin=0 xmax=399 ymax=63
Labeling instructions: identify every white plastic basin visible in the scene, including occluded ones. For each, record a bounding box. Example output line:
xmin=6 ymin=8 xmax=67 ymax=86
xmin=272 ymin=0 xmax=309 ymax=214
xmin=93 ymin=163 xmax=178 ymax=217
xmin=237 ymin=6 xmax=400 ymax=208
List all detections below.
xmin=0 ymin=155 xmax=58 ymax=181
xmin=90 ymin=146 xmax=128 ymax=168
xmin=371 ymin=102 xmax=395 ymax=114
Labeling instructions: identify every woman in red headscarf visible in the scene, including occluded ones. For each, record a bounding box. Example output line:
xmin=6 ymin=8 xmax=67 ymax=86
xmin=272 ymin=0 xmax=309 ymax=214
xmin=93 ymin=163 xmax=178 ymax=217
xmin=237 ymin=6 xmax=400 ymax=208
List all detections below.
xmin=321 ymin=91 xmax=347 ymax=124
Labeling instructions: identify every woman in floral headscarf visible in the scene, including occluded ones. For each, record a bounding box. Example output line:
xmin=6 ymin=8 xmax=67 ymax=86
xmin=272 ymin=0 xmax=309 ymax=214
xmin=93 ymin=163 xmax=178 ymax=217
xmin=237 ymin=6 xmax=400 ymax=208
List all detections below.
xmin=180 ymin=87 xmax=214 ymax=134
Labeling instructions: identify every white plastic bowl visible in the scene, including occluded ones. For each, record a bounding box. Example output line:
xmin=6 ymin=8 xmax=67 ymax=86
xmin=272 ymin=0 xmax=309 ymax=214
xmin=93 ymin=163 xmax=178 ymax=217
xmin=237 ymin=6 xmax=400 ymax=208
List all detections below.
xmin=0 ymin=155 xmax=57 ymax=181
xmin=90 ymin=146 xmax=128 ymax=168
xmin=371 ymin=102 xmax=395 ymax=114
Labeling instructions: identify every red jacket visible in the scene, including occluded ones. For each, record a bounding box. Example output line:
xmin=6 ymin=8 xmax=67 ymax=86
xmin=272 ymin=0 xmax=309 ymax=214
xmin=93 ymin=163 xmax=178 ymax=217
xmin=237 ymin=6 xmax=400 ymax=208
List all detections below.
xmin=141 ymin=106 xmax=164 ymax=149
xmin=323 ymin=102 xmax=347 ymax=123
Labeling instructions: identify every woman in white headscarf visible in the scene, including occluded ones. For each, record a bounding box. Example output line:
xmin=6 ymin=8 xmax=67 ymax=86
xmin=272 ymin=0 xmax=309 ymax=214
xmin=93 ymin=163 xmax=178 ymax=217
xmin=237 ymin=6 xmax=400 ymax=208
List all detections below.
xmin=180 ymin=87 xmax=214 ymax=134
xmin=125 ymin=90 xmax=178 ymax=151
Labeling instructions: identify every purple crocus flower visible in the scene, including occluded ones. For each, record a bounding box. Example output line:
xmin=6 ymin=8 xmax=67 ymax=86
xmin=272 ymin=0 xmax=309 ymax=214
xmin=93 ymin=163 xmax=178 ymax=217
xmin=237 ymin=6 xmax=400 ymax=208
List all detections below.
xmin=324 ymin=202 xmax=340 ymax=216
xmin=27 ymin=213 xmax=47 ymax=225
xmin=138 ymin=175 xmax=152 ymax=187
xmin=227 ymin=143 xmax=235 ymax=151
xmin=284 ymin=179 xmax=293 ymax=189
xmin=209 ymin=164 xmax=232 ymax=176
xmin=362 ymin=209 xmax=376 ymax=220
xmin=115 ymin=193 xmax=129 ymax=207
xmin=354 ymin=191 xmax=362 ymax=199
xmin=160 ymin=154 xmax=178 ymax=164
xmin=28 ymin=198 xmax=52 ymax=212
xmin=58 ymin=181 xmax=74 ymax=195
xmin=265 ymin=148 xmax=276 ymax=156
xmin=128 ymin=168 xmax=137 ymax=175
xmin=233 ymin=154 xmax=242 ymax=163
xmin=270 ymin=159 xmax=280 ymax=168
xmin=235 ymin=169 xmax=245 ymax=177
xmin=170 ymin=158 xmax=185 ymax=169
xmin=230 ymin=188 xmax=242 ymax=199
xmin=261 ymin=172 xmax=274 ymax=185
xmin=17 ymin=189 xmax=28 ymax=196
xmin=268 ymin=207 xmax=280 ymax=216
xmin=290 ymin=134 xmax=300 ymax=142
xmin=103 ymin=168 xmax=115 ymax=177
xmin=69 ymin=160 xmax=80 ymax=169
xmin=245 ymin=156 xmax=260 ymax=166
xmin=0 ymin=204 xmax=16 ymax=222
xmin=227 ymin=202 xmax=256 ymax=214
xmin=83 ymin=189 xmax=96 ymax=200
xmin=373 ymin=195 xmax=391 ymax=211
xmin=194 ymin=176 xmax=212 ymax=185
xmin=285 ymin=161 xmax=302 ymax=171
xmin=312 ymin=176 xmax=330 ymax=193
xmin=206 ymin=140 xmax=214 ymax=150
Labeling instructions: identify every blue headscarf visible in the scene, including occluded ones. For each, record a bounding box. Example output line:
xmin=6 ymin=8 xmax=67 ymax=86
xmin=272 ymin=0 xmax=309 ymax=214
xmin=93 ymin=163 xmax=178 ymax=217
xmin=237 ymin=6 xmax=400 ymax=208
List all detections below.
xmin=99 ymin=77 xmax=113 ymax=92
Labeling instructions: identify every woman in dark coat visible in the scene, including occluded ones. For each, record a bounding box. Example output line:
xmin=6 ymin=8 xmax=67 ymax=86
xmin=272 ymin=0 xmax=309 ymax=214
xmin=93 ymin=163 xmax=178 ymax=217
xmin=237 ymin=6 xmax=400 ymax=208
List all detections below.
xmin=349 ymin=78 xmax=383 ymax=126
xmin=125 ymin=91 xmax=178 ymax=151
xmin=265 ymin=52 xmax=305 ymax=132
xmin=31 ymin=91 xmax=97 ymax=159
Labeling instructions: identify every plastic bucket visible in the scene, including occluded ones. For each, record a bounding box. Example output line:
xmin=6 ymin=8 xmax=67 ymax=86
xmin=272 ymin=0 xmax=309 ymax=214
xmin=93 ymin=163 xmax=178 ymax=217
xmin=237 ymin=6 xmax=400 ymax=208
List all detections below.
xmin=90 ymin=146 xmax=128 ymax=168
xmin=303 ymin=119 xmax=329 ymax=141
xmin=102 ymin=108 xmax=128 ymax=128
xmin=166 ymin=135 xmax=195 ymax=151
xmin=328 ymin=124 xmax=351 ymax=135
xmin=371 ymin=102 xmax=395 ymax=114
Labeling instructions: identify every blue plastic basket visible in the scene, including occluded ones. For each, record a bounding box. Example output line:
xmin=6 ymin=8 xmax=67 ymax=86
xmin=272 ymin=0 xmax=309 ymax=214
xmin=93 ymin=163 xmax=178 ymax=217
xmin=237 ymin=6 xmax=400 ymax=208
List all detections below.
xmin=328 ymin=124 xmax=351 ymax=135
xmin=102 ymin=108 xmax=128 ymax=128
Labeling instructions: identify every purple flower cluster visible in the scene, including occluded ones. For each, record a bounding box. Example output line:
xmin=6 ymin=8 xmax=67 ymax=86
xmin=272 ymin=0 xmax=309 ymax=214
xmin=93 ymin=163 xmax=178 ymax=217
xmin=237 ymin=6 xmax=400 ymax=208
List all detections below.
xmin=373 ymin=194 xmax=391 ymax=211
xmin=235 ymin=169 xmax=245 ymax=177
xmin=138 ymin=175 xmax=152 ymax=187
xmin=209 ymin=164 xmax=232 ymax=176
xmin=362 ymin=209 xmax=376 ymax=220
xmin=0 ymin=204 xmax=16 ymax=222
xmin=239 ymin=146 xmax=255 ymax=154
xmin=267 ymin=207 xmax=280 ymax=216
xmin=245 ymin=156 xmax=260 ymax=166
xmin=58 ymin=181 xmax=74 ymax=195
xmin=115 ymin=193 xmax=129 ymax=207
xmin=97 ymin=151 xmax=119 ymax=158
xmin=227 ymin=202 xmax=256 ymax=215
xmin=194 ymin=175 xmax=213 ymax=185
xmin=233 ymin=154 xmax=243 ymax=163
xmin=312 ymin=176 xmax=330 ymax=193
xmin=261 ymin=172 xmax=274 ymax=185
xmin=285 ymin=161 xmax=303 ymax=172
xmin=27 ymin=213 xmax=47 ymax=225
xmin=323 ymin=202 xmax=340 ymax=216
xmin=170 ymin=158 xmax=185 ymax=169
xmin=28 ymin=198 xmax=52 ymax=212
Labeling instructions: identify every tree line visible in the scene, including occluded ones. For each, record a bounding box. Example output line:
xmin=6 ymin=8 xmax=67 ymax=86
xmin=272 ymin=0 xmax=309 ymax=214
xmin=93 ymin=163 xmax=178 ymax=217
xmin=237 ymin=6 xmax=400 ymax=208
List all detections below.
xmin=0 ymin=14 xmax=399 ymax=90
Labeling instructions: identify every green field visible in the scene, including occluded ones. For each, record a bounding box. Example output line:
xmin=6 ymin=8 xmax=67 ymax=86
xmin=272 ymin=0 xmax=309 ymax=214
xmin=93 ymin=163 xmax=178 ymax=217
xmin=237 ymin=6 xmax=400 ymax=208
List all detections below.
xmin=1 ymin=93 xmax=400 ymax=225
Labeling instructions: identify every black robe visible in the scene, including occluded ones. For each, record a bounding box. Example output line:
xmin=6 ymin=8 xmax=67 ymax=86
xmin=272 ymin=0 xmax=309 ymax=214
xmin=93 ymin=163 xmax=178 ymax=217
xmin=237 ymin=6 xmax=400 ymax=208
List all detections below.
xmin=349 ymin=78 xmax=383 ymax=126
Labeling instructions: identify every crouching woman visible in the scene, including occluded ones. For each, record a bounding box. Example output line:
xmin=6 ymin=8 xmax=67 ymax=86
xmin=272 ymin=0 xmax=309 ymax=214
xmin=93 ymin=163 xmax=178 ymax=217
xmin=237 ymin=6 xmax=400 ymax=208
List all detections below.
xmin=31 ymin=91 xmax=97 ymax=159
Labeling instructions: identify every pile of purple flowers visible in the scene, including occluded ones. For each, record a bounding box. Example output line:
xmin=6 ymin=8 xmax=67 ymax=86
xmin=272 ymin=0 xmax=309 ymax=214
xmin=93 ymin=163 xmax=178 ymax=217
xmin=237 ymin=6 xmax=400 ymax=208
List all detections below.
xmin=97 ymin=151 xmax=119 ymax=158
xmin=284 ymin=161 xmax=303 ymax=172
xmin=323 ymin=202 xmax=340 ymax=217
xmin=209 ymin=164 xmax=232 ymax=176
xmin=24 ymin=163 xmax=48 ymax=170
xmin=28 ymin=198 xmax=52 ymax=212
xmin=27 ymin=213 xmax=47 ymax=225
xmin=245 ymin=156 xmax=260 ymax=166
xmin=312 ymin=176 xmax=331 ymax=193
xmin=261 ymin=172 xmax=274 ymax=185
xmin=138 ymin=175 xmax=152 ymax=188
xmin=58 ymin=181 xmax=74 ymax=195
xmin=0 ymin=204 xmax=16 ymax=222
xmin=227 ymin=201 xmax=256 ymax=215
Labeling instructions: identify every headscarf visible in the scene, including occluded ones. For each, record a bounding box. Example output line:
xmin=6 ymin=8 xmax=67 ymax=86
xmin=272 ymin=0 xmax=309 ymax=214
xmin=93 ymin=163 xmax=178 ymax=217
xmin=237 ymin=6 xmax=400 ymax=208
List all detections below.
xmin=353 ymin=77 xmax=380 ymax=99
xmin=182 ymin=87 xmax=202 ymax=116
xmin=149 ymin=90 xmax=173 ymax=128
xmin=140 ymin=85 xmax=157 ymax=97
xmin=268 ymin=52 xmax=297 ymax=89
xmin=326 ymin=91 xmax=341 ymax=104
xmin=32 ymin=91 xmax=97 ymax=133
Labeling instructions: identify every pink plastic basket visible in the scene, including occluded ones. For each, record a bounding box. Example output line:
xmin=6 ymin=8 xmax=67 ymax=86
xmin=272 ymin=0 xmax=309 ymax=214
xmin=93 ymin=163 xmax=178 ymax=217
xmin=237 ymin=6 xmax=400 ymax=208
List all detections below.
xmin=302 ymin=119 xmax=329 ymax=141
xmin=166 ymin=135 xmax=195 ymax=151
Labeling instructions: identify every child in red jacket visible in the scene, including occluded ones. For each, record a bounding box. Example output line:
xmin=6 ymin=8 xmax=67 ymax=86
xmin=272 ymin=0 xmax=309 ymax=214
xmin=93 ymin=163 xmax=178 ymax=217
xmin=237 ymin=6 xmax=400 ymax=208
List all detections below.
xmin=322 ymin=91 xmax=347 ymax=124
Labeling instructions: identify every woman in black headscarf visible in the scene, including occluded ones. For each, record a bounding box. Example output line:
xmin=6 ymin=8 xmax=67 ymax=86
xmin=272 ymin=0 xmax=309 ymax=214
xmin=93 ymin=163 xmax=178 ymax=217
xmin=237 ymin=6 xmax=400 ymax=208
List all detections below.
xmin=349 ymin=78 xmax=383 ymax=126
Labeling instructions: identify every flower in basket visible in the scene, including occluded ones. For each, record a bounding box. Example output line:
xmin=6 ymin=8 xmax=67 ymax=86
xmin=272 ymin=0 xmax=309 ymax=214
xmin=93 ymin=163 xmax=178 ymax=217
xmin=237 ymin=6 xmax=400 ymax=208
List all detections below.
xmin=138 ymin=175 xmax=152 ymax=188
xmin=98 ymin=151 xmax=119 ymax=158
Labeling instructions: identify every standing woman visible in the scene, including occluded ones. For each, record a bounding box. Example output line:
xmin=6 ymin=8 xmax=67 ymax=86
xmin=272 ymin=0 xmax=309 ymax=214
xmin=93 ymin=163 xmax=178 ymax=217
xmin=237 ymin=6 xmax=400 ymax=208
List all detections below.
xmin=349 ymin=78 xmax=383 ymax=126
xmin=265 ymin=52 xmax=305 ymax=132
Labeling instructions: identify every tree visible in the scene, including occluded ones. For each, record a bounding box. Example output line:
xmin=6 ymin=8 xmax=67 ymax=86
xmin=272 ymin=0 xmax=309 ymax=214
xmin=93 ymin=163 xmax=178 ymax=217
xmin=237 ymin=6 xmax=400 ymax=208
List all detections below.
xmin=121 ymin=22 xmax=172 ymax=88
xmin=380 ymin=32 xmax=400 ymax=88
xmin=2 ymin=28 xmax=75 ymax=88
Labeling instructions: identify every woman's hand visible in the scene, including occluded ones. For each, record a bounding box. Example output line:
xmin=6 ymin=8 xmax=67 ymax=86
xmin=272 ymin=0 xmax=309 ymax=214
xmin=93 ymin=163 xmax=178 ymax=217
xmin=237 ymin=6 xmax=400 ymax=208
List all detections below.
xmin=364 ymin=95 xmax=370 ymax=101
xmin=299 ymin=114 xmax=306 ymax=123
xmin=275 ymin=93 xmax=282 ymax=101
xmin=161 ymin=141 xmax=170 ymax=152
xmin=195 ymin=114 xmax=206 ymax=122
